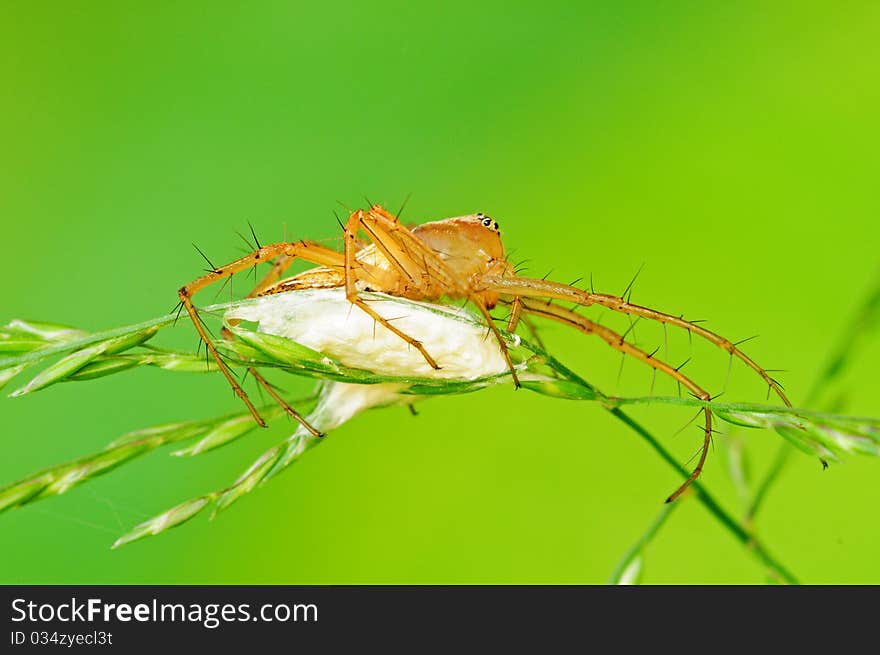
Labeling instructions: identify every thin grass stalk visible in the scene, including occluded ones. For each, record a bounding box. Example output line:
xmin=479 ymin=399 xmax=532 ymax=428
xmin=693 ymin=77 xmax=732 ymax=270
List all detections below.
xmin=747 ymin=271 xmax=880 ymax=520
xmin=608 ymin=503 xmax=678 ymax=585
xmin=608 ymin=408 xmax=798 ymax=584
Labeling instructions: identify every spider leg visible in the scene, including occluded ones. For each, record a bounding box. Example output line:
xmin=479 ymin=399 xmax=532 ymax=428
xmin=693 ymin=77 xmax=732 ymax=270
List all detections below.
xmin=504 ymin=297 xmax=548 ymax=351
xmin=247 ymin=368 xmax=324 ymax=437
xmin=517 ymin=299 xmax=713 ymax=503
xmin=506 ymin=296 xmax=524 ymax=333
xmin=484 ymin=275 xmax=791 ymax=407
xmin=470 ymin=295 xmax=520 ymax=387
xmin=358 ymin=205 xmax=463 ymax=291
xmin=249 ymin=253 xmax=296 ymax=296
xmin=179 ymin=240 xmax=349 ymax=426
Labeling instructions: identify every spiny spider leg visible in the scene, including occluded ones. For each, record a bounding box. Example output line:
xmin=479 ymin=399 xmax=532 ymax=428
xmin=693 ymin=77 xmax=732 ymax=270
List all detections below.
xmin=485 ymin=276 xmax=791 ymax=407
xmin=248 ymin=368 xmax=323 ymax=437
xmin=366 ymin=205 xmax=463 ymax=289
xmin=513 ymin=299 xmax=712 ymax=502
xmin=220 ymin=251 xmax=329 ymax=437
xmin=469 ymin=294 xmax=520 ymax=387
xmin=179 ymin=240 xmax=351 ymax=426
xmin=356 ymin=205 xmax=463 ymax=292
xmin=505 ymin=297 xmax=547 ymax=351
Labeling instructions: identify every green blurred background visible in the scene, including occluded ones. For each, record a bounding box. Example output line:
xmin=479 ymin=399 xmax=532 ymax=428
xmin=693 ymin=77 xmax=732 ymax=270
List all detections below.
xmin=1 ymin=2 xmax=878 ymax=584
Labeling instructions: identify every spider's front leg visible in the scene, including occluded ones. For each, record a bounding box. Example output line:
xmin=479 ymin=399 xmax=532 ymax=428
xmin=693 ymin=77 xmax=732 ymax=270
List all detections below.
xmin=511 ymin=298 xmax=713 ymax=502
xmin=487 ymin=275 xmax=791 ymax=407
xmin=342 ymin=208 xmax=443 ymax=369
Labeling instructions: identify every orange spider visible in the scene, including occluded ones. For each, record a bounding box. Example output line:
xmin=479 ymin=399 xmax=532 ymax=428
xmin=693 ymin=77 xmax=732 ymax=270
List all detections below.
xmin=178 ymin=204 xmax=790 ymax=502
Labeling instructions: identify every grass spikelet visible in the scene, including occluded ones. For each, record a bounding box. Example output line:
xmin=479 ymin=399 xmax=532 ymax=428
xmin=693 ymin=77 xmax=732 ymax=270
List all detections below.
xmin=0 ymin=405 xmax=288 ymax=514
xmin=112 ymin=497 xmax=212 ymax=549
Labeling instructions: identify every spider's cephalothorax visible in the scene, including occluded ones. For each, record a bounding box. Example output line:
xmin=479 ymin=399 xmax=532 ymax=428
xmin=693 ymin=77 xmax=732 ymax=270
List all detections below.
xmin=411 ymin=213 xmax=505 ymax=274
xmin=407 ymin=213 xmax=510 ymax=307
xmin=178 ymin=203 xmax=790 ymax=502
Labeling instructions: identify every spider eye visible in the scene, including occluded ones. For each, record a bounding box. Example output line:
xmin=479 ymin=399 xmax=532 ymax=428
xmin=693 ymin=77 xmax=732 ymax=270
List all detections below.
xmin=481 ymin=217 xmax=492 ymax=227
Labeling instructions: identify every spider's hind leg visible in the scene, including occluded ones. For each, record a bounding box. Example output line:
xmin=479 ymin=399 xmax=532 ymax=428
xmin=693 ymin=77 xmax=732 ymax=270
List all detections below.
xmin=219 ymin=252 xmax=328 ymax=437
xmin=179 ymin=240 xmax=347 ymax=427
xmin=247 ymin=368 xmax=324 ymax=437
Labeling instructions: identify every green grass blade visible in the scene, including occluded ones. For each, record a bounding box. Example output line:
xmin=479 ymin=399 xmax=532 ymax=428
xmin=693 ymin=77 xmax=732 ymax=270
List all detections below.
xmin=8 ymin=326 xmax=160 ymax=397
xmin=0 ymin=364 xmax=31 ymax=390
xmin=608 ymin=504 xmax=677 ymax=584
xmin=171 ymin=407 xmax=285 ymax=456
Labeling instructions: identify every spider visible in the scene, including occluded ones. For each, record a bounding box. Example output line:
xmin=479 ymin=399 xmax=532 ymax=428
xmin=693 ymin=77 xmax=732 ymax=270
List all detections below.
xmin=178 ymin=204 xmax=790 ymax=502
